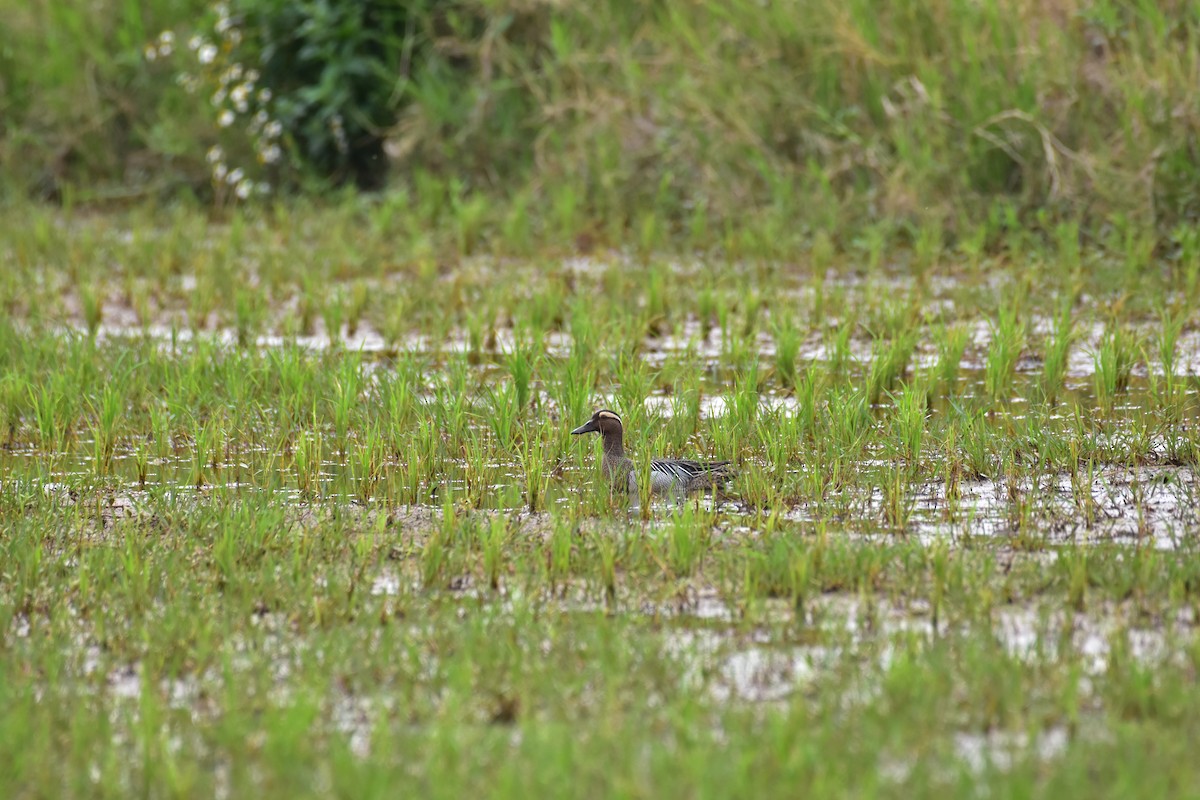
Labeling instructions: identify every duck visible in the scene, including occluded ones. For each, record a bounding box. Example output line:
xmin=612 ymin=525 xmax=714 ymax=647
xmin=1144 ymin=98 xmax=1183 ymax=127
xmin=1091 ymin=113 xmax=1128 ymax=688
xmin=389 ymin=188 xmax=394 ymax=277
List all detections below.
xmin=571 ymin=409 xmax=734 ymax=495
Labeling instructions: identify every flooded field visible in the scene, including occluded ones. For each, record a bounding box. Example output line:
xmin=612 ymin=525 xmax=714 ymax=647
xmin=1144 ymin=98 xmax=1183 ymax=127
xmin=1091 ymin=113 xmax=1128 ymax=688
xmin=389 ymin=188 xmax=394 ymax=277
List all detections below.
xmin=3 ymin=209 xmax=1200 ymax=796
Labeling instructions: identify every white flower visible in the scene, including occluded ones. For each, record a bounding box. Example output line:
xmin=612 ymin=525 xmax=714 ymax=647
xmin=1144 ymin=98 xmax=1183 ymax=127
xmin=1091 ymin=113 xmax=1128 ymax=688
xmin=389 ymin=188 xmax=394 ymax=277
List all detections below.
xmin=211 ymin=88 xmax=226 ymax=106
xmin=198 ymin=44 xmax=217 ymax=64
xmin=259 ymin=144 xmax=282 ymax=164
xmin=264 ymin=120 xmax=282 ymax=139
xmin=155 ymin=31 xmax=174 ymax=58
xmin=245 ymin=69 xmax=260 ymax=83
xmin=206 ymin=145 xmax=224 ymax=164
xmin=236 ymin=180 xmax=253 ymax=199
xmin=144 ymin=45 xmax=157 ymax=61
xmin=188 ymin=35 xmax=203 ymax=52
xmin=227 ymin=168 xmax=244 ymax=185
xmin=218 ymin=109 xmax=235 ymax=127
xmin=215 ymin=16 xmax=232 ymax=34
xmin=258 ymin=88 xmax=272 ymax=103
xmin=214 ymin=164 xmax=227 ymax=181
xmin=231 ymin=84 xmax=250 ymax=112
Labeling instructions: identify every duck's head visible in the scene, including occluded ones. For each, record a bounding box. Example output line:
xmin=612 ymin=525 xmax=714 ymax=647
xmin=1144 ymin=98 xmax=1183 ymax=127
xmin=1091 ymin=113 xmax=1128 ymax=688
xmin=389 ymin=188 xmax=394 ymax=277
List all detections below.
xmin=571 ymin=409 xmax=622 ymax=436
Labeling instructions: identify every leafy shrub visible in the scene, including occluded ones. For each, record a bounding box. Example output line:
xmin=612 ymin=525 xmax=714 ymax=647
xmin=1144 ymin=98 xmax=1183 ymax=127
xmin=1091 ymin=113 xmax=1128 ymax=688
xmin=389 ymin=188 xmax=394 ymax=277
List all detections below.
xmin=162 ymin=0 xmax=485 ymax=193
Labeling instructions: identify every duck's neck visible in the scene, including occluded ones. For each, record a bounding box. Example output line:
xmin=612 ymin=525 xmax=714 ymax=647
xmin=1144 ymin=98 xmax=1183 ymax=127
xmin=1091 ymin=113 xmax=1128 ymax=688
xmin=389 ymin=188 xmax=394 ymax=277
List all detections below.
xmin=601 ymin=428 xmax=625 ymax=460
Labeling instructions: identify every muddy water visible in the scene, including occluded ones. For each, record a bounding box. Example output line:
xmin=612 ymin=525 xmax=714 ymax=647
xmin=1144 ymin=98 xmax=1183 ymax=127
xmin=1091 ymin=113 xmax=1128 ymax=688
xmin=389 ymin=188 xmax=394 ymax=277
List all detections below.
xmin=10 ymin=293 xmax=1200 ymax=552
xmin=7 ymin=421 xmax=1199 ymax=555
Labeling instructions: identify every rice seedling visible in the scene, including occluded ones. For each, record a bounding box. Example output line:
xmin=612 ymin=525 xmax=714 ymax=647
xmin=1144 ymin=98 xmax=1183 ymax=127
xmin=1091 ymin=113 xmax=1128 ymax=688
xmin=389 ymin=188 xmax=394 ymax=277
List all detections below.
xmin=880 ymin=465 xmax=914 ymax=531
xmin=1040 ymin=303 xmax=1075 ymax=405
xmin=421 ymin=507 xmax=452 ymax=589
xmin=78 ymin=282 xmax=103 ymax=338
xmin=350 ymin=424 xmax=384 ymax=505
xmin=1054 ymin=219 xmax=1082 ymax=277
xmin=985 ymin=301 xmax=1025 ymax=403
xmin=293 ymin=428 xmax=323 ymax=498
xmin=482 ymin=512 xmax=510 ymax=591
xmin=233 ymin=284 xmax=263 ymax=347
xmin=728 ymin=363 xmax=759 ymax=437
xmin=912 ymin=218 xmax=943 ymax=276
xmin=87 ymin=383 xmax=122 ymax=477
xmin=520 ymin=424 xmax=550 ymax=513
xmin=825 ymin=316 xmax=855 ymax=376
xmin=29 ymin=375 xmax=73 ymax=453
xmin=507 ymin=340 xmax=538 ymax=412
xmin=322 ymin=288 xmax=346 ymax=345
xmin=892 ymin=383 xmax=926 ymax=469
xmin=1150 ymin=307 xmax=1185 ymax=411
xmin=594 ymin=529 xmax=619 ymax=605
xmin=546 ymin=515 xmax=573 ymax=586
xmin=663 ymin=504 xmax=711 ymax=578
xmin=1093 ymin=325 xmax=1139 ymax=414
xmin=934 ymin=323 xmax=969 ymax=396
xmin=771 ymin=312 xmax=802 ymax=392
xmin=867 ymin=321 xmax=918 ymax=405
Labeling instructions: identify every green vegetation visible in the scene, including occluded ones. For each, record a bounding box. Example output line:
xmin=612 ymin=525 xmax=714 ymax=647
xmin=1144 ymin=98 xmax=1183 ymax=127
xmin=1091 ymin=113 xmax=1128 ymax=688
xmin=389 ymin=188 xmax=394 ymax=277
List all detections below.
xmin=3 ymin=1 xmax=1200 ymax=797
xmin=1 ymin=202 xmax=1199 ymax=796
xmin=4 ymin=0 xmax=1200 ymax=248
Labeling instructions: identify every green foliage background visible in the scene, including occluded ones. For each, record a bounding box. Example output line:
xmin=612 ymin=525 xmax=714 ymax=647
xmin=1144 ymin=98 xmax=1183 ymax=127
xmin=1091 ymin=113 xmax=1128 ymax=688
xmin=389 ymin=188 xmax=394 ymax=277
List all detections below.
xmin=2 ymin=0 xmax=1198 ymax=247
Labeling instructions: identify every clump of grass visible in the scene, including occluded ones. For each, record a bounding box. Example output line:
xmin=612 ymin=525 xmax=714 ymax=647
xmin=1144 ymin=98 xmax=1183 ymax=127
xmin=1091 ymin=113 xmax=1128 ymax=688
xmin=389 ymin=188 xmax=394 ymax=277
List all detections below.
xmin=912 ymin=219 xmax=943 ymax=276
xmin=985 ymin=302 xmax=1025 ymax=403
xmin=1040 ymin=305 xmax=1075 ymax=405
xmin=88 ymin=383 xmax=122 ymax=477
xmin=79 ymin=283 xmax=103 ymax=338
xmin=322 ymin=289 xmax=346 ymax=345
xmin=795 ymin=365 xmax=820 ymax=441
xmin=520 ymin=424 xmax=549 ymax=513
xmin=421 ymin=514 xmax=451 ymax=590
xmin=867 ymin=328 xmax=917 ymax=405
xmin=507 ymin=340 xmax=538 ymax=412
xmin=952 ymin=405 xmax=996 ymax=480
xmin=330 ymin=354 xmax=361 ymax=454
xmin=615 ymin=354 xmax=651 ymax=433
xmin=189 ymin=416 xmax=221 ymax=488
xmin=482 ymin=513 xmax=510 ymax=591
xmin=1093 ymin=325 xmax=1138 ymax=413
xmin=663 ymin=505 xmax=711 ymax=578
xmin=771 ymin=313 xmax=802 ymax=392
xmin=1150 ymin=307 xmax=1185 ymax=412
xmin=825 ymin=317 xmax=855 ymax=375
xmin=934 ymin=323 xmax=970 ymax=396
xmin=350 ymin=423 xmax=383 ymax=504
xmin=234 ymin=284 xmax=264 ymax=348
xmin=1054 ymin=219 xmax=1082 ymax=276
xmin=892 ymin=384 xmax=926 ymax=469
xmin=293 ymin=429 xmax=323 ymax=498
xmin=881 ymin=465 xmax=913 ymax=531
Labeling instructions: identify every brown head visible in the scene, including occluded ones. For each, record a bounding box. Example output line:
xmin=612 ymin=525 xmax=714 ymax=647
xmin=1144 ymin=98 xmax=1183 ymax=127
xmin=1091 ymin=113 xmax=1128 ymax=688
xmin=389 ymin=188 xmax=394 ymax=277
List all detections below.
xmin=570 ymin=409 xmax=623 ymax=437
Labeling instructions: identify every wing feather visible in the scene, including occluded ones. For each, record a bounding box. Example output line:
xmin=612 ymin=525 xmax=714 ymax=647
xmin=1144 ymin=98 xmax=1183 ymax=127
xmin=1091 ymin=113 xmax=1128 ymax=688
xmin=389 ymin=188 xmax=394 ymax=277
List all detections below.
xmin=650 ymin=458 xmax=732 ymax=480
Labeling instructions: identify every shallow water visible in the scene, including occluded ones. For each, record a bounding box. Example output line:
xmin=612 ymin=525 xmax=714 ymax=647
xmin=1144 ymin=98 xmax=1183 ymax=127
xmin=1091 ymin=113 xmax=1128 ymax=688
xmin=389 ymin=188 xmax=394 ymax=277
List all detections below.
xmin=9 ymin=269 xmax=1200 ymax=781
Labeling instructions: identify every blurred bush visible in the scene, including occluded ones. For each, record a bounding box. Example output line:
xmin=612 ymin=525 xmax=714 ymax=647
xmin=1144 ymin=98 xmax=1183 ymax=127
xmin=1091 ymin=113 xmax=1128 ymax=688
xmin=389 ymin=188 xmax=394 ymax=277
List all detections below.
xmin=1 ymin=0 xmax=1198 ymax=247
